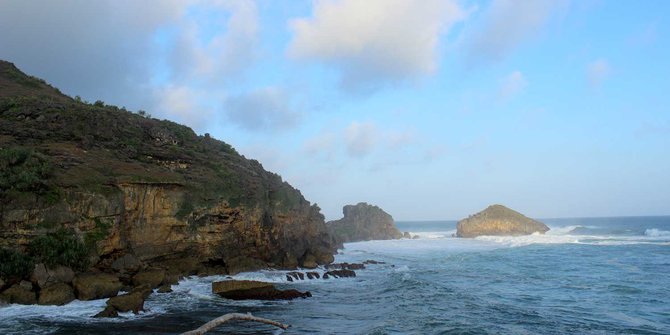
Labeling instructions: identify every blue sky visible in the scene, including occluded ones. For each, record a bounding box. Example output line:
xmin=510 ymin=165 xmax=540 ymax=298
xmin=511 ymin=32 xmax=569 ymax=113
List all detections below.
xmin=1 ymin=0 xmax=668 ymax=220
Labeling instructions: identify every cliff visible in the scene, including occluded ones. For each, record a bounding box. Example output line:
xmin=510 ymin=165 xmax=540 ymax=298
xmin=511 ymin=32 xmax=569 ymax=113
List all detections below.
xmin=0 ymin=60 xmax=337 ymax=296
xmin=327 ymin=203 xmax=402 ymax=243
xmin=456 ymin=204 xmax=549 ymax=237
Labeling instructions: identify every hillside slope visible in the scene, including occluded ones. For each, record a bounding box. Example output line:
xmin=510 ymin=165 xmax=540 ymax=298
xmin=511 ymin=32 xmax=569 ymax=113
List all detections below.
xmin=0 ymin=60 xmax=336 ymax=283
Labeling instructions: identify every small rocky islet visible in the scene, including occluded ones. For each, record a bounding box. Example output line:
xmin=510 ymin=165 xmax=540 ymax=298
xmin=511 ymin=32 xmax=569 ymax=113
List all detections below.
xmin=456 ymin=204 xmax=550 ymax=238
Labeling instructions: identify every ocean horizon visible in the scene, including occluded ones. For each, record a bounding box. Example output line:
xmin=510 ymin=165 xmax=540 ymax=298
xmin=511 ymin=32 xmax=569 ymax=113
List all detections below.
xmin=2 ymin=215 xmax=669 ymax=334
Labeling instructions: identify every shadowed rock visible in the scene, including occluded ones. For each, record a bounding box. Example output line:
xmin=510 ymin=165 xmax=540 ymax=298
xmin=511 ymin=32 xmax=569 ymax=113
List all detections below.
xmin=37 ymin=282 xmax=75 ymax=305
xmin=456 ymin=204 xmax=550 ymax=238
xmin=323 ymin=269 xmax=356 ymax=279
xmin=73 ymin=273 xmax=122 ymax=301
xmin=212 ymin=280 xmax=311 ymax=300
xmin=327 ymin=203 xmax=402 ymax=243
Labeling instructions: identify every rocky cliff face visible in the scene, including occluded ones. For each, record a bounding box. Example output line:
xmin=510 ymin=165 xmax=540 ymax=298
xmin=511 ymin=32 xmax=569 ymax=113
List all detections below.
xmin=327 ymin=203 xmax=402 ymax=243
xmin=0 ymin=60 xmax=337 ymax=299
xmin=456 ymin=204 xmax=549 ymax=238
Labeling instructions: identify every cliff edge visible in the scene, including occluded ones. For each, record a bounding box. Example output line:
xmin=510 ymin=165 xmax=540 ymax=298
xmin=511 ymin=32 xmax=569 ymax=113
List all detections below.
xmin=456 ymin=204 xmax=549 ymax=238
xmin=0 ymin=60 xmax=337 ymax=303
xmin=327 ymin=202 xmax=402 ymax=243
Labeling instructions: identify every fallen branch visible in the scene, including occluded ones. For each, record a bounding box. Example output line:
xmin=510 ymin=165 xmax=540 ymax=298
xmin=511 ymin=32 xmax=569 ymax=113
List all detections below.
xmin=181 ymin=312 xmax=289 ymax=335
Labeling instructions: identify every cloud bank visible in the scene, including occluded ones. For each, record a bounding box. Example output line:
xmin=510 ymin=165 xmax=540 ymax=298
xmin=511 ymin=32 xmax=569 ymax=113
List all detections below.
xmin=288 ymin=0 xmax=466 ymax=92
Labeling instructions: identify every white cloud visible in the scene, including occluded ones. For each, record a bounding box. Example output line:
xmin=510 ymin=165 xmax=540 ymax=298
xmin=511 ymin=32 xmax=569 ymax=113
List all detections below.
xmin=587 ymin=58 xmax=610 ymax=87
xmin=303 ymin=131 xmax=338 ymax=160
xmin=224 ymin=87 xmax=300 ymax=131
xmin=499 ymin=70 xmax=527 ymax=100
xmin=345 ymin=122 xmax=378 ymax=157
xmin=465 ymin=0 xmax=568 ymax=63
xmin=288 ymin=0 xmax=466 ymax=92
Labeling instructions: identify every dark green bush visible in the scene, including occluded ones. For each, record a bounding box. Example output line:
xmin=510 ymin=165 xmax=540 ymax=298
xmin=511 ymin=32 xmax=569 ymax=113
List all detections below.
xmin=0 ymin=248 xmax=34 ymax=280
xmin=0 ymin=147 xmax=53 ymax=196
xmin=29 ymin=229 xmax=89 ymax=271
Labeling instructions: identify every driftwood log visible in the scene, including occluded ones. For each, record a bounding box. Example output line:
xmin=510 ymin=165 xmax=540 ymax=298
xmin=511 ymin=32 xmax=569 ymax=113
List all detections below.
xmin=181 ymin=312 xmax=289 ymax=335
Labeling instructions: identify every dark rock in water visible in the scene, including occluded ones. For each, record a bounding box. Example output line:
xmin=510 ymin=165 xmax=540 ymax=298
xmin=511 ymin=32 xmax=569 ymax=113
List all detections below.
xmin=286 ymin=271 xmax=304 ymax=281
xmin=0 ymin=282 xmax=36 ymax=304
xmin=132 ymin=269 xmax=165 ymax=289
xmin=456 ymin=204 xmax=550 ymax=238
xmin=306 ymin=272 xmax=320 ymax=279
xmin=403 ymin=231 xmax=411 ymax=238
xmin=73 ymin=273 xmax=122 ymax=301
xmin=327 ymin=202 xmax=402 ymax=243
xmin=157 ymin=284 xmax=173 ymax=293
xmin=111 ymin=254 xmax=142 ymax=274
xmin=212 ymin=280 xmax=311 ymax=300
xmin=412 ymin=235 xmax=420 ymax=239
xmin=37 ymin=282 xmax=75 ymax=305
xmin=94 ymin=306 xmax=118 ymax=318
xmin=324 ymin=269 xmax=356 ymax=278
xmin=286 ymin=275 xmax=293 ymax=282
xmin=325 ymin=262 xmax=365 ymax=270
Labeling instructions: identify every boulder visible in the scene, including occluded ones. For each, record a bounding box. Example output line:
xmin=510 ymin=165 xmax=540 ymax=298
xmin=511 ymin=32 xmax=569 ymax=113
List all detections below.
xmin=94 ymin=306 xmax=118 ymax=318
xmin=327 ymin=202 xmax=402 ymax=243
xmin=212 ymin=280 xmax=311 ymax=300
xmin=37 ymin=282 xmax=75 ymax=305
xmin=286 ymin=272 xmax=304 ymax=281
xmin=111 ymin=254 xmax=142 ymax=274
xmin=73 ymin=273 xmax=122 ymax=301
xmin=31 ymin=264 xmax=75 ymax=288
xmin=0 ymin=282 xmax=36 ymax=304
xmin=306 ymin=272 xmax=320 ymax=279
xmin=456 ymin=204 xmax=550 ymax=238
xmin=132 ymin=269 xmax=165 ymax=289
xmin=324 ymin=269 xmax=356 ymax=279
xmin=157 ymin=284 xmax=173 ymax=293
xmin=403 ymin=231 xmax=411 ymax=238
xmin=363 ymin=260 xmax=385 ymax=265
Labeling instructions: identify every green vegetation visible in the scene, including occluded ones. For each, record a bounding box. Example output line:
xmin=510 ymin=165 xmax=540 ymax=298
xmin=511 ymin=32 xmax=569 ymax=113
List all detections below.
xmin=84 ymin=218 xmax=112 ymax=252
xmin=0 ymin=147 xmax=56 ymax=200
xmin=29 ymin=229 xmax=89 ymax=271
xmin=0 ymin=248 xmax=34 ymax=280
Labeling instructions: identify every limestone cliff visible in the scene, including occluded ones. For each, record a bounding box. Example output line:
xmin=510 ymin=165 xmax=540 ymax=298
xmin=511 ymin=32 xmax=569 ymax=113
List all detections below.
xmin=0 ymin=60 xmax=337 ymax=289
xmin=456 ymin=204 xmax=549 ymax=238
xmin=327 ymin=203 xmax=402 ymax=243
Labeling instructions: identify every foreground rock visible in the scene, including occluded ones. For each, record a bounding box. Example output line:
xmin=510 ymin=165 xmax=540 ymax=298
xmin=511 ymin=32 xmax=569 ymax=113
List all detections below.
xmin=327 ymin=203 xmax=402 ymax=243
xmin=73 ymin=273 xmax=122 ymax=301
xmin=212 ymin=280 xmax=311 ymax=300
xmin=37 ymin=282 xmax=75 ymax=305
xmin=456 ymin=204 xmax=550 ymax=238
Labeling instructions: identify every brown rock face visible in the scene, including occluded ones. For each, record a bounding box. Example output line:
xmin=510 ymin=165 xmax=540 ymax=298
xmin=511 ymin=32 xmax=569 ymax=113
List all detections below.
xmin=212 ymin=280 xmax=311 ymax=300
xmin=327 ymin=203 xmax=402 ymax=243
xmin=37 ymin=282 xmax=75 ymax=305
xmin=0 ymin=282 xmax=36 ymax=304
xmin=456 ymin=204 xmax=550 ymax=238
xmin=0 ymin=60 xmax=338 ymax=295
xmin=132 ymin=269 xmax=165 ymax=289
xmin=73 ymin=273 xmax=122 ymax=301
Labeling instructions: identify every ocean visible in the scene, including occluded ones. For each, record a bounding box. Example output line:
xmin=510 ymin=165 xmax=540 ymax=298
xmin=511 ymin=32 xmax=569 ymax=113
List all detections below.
xmin=1 ymin=216 xmax=669 ymax=334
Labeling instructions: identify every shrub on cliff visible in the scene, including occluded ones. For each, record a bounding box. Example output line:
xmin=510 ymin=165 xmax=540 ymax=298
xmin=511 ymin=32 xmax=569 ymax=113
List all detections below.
xmin=29 ymin=230 xmax=89 ymax=271
xmin=0 ymin=147 xmax=54 ymax=197
xmin=0 ymin=248 xmax=34 ymax=281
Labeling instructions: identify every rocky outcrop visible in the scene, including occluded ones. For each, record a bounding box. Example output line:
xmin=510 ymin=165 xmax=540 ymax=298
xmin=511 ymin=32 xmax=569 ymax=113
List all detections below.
xmin=72 ymin=273 xmax=122 ymax=301
xmin=327 ymin=203 xmax=402 ymax=243
xmin=0 ymin=60 xmax=338 ymax=305
xmin=212 ymin=280 xmax=311 ymax=300
xmin=456 ymin=204 xmax=550 ymax=238
xmin=323 ymin=269 xmax=356 ymax=279
xmin=0 ymin=281 xmax=36 ymax=304
xmin=37 ymin=282 xmax=75 ymax=305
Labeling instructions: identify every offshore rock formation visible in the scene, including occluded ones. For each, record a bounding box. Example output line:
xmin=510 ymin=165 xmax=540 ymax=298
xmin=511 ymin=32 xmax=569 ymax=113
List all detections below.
xmin=456 ymin=204 xmax=550 ymax=238
xmin=327 ymin=202 xmax=402 ymax=243
xmin=0 ymin=60 xmax=337 ymax=304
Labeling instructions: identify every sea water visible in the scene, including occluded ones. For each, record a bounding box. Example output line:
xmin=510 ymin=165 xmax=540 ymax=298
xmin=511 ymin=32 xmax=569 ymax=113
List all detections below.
xmin=1 ymin=216 xmax=669 ymax=334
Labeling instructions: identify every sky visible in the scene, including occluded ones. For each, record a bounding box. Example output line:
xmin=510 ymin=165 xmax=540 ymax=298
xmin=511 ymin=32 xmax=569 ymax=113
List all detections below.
xmin=1 ymin=0 xmax=669 ymax=221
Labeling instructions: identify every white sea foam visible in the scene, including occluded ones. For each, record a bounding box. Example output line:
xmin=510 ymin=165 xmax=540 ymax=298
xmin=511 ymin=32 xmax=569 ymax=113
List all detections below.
xmin=475 ymin=232 xmax=581 ymax=247
xmin=644 ymin=228 xmax=670 ymax=237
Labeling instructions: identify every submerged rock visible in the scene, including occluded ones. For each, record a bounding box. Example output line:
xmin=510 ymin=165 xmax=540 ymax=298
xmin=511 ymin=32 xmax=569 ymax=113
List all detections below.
xmin=323 ymin=269 xmax=356 ymax=279
xmin=212 ymin=280 xmax=311 ymax=300
xmin=327 ymin=202 xmax=402 ymax=243
xmin=456 ymin=204 xmax=549 ymax=238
